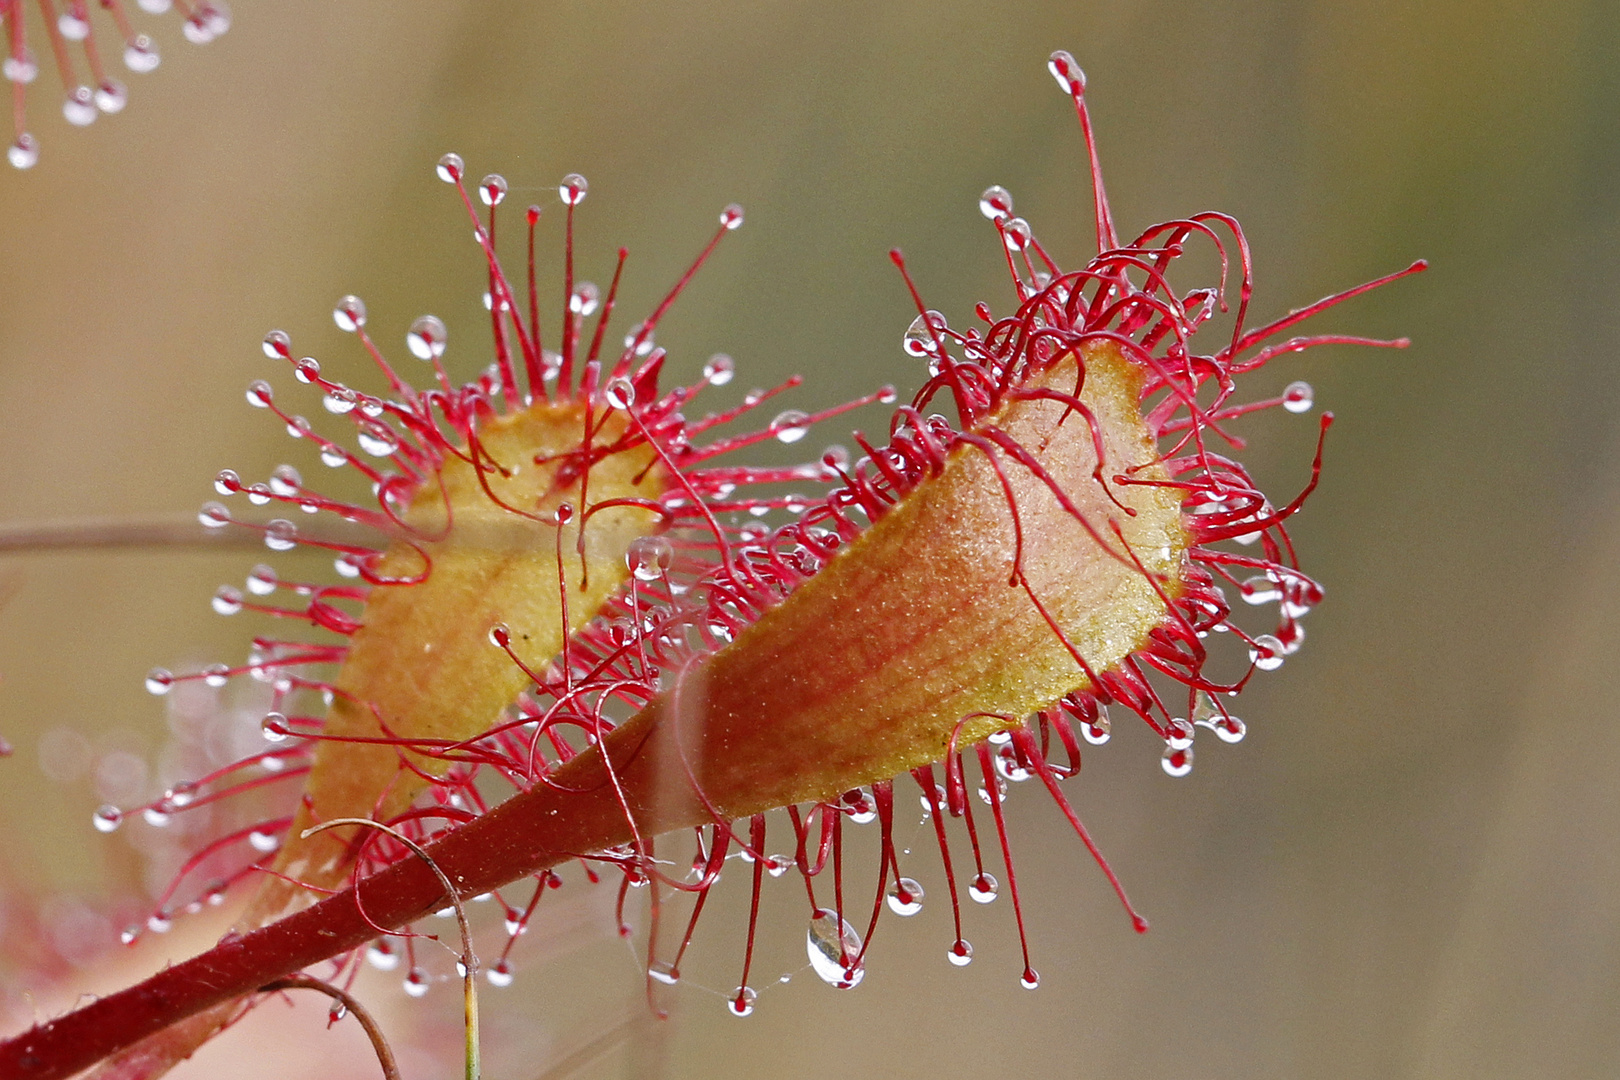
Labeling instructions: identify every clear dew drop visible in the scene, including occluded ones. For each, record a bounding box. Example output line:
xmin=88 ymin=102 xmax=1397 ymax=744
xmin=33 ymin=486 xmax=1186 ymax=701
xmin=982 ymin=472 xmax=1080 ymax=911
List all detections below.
xmin=647 ymin=959 xmax=679 ymax=985
xmin=202 ymin=663 xmax=230 ymax=688
xmin=1165 ymin=717 xmax=1195 ymax=751
xmin=119 ymin=926 xmax=140 ymax=946
xmin=479 ymin=173 xmax=508 ymax=206
xmin=1047 ymin=49 xmax=1086 ymax=96
xmin=720 ymin=203 xmax=744 ymax=230
xmin=771 ymin=409 xmax=811 ymax=444
xmin=269 ymin=464 xmax=302 ymax=496
xmin=559 ymin=173 xmax=588 ymax=205
xmin=95 ymin=80 xmax=128 ymax=114
xmin=886 ymin=877 xmax=924 ymax=917
xmin=1002 ymin=217 xmax=1033 ymax=252
xmin=93 ymin=805 xmax=123 ymax=833
xmin=366 ymin=940 xmax=400 ymax=971
xmin=1240 ymin=574 xmax=1280 ymax=605
xmin=406 ymin=314 xmax=448 ymax=361
xmin=902 ymin=310 xmax=947 ymax=357
xmin=356 ymin=423 xmax=399 ymax=458
xmin=1020 ymin=969 xmax=1041 ymax=990
xmin=213 ymin=468 xmax=240 ymax=495
xmin=332 ymin=295 xmax=367 ymax=332
xmin=703 ymin=353 xmax=735 ymax=385
xmin=199 ymin=501 xmax=231 ymax=528
xmin=765 ymin=854 xmax=792 ymax=878
xmin=1283 ymin=380 xmax=1314 ymax=414
xmin=486 ymin=961 xmax=514 ymax=987
xmin=402 ymin=968 xmax=430 ymax=998
xmin=626 ymin=535 xmax=673 ymax=582
xmin=264 ymin=520 xmax=298 ymax=552
xmin=245 ymin=379 xmax=273 ymax=407
xmin=124 ymin=36 xmax=160 ymax=73
xmin=144 ymin=806 xmax=170 ymax=827
xmin=947 ymin=939 xmax=974 ymax=967
xmin=328 ymin=1001 xmax=347 ymax=1022
xmin=58 ymin=10 xmax=90 ymax=40
xmin=969 ymin=873 xmax=999 ymax=904
xmin=248 ymin=828 xmax=279 ymax=853
xmin=622 ymin=322 xmax=655 ymax=356
xmin=7 ymin=134 xmax=39 ymax=171
xmin=5 ymin=50 xmax=39 ymax=84
xmin=1161 ymin=745 xmax=1194 ymax=777
xmin=436 ymin=152 xmax=463 ymax=184
xmin=806 ymin=909 xmax=865 ymax=988
xmin=212 ymin=586 xmax=243 ymax=616
xmin=1248 ymin=634 xmax=1285 ymax=671
xmin=979 ymin=185 xmax=1013 ymax=220
xmin=569 ymin=281 xmax=599 ymax=316
xmin=138 ymin=0 xmax=172 ymax=13
xmin=728 ymin=986 xmax=757 ymax=1017
xmin=145 ymin=668 xmax=174 ymax=695
xmin=63 ymin=86 xmax=97 ymax=126
xmin=146 ymin=911 xmax=172 ymax=934
xmin=1214 ymin=715 xmax=1247 ymax=744
xmin=603 ymin=377 xmax=636 ymax=410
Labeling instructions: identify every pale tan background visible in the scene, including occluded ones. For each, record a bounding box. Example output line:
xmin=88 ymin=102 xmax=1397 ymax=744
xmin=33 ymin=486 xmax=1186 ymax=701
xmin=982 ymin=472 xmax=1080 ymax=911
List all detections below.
xmin=1 ymin=1 xmax=1617 ymax=1077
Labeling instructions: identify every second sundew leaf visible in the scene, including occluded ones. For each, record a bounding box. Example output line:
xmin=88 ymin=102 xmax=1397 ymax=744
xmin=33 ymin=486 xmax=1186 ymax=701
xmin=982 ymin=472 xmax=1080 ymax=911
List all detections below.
xmin=539 ymin=340 xmax=1187 ymax=834
xmin=254 ymin=401 xmax=667 ymax=916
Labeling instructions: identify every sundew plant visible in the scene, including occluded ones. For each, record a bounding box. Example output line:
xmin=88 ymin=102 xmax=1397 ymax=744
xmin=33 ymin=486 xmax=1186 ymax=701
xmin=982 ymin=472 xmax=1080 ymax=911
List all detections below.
xmin=0 ymin=48 xmax=1421 ymax=1080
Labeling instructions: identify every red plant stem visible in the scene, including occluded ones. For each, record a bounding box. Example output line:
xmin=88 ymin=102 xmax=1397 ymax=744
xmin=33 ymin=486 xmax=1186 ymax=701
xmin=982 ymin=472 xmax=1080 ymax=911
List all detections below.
xmin=0 ymin=717 xmax=669 ymax=1080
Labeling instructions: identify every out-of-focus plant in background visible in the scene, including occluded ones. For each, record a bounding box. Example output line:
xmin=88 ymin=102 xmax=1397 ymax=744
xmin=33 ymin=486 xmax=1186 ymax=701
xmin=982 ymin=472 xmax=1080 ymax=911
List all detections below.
xmin=0 ymin=2 xmax=1616 ymax=1078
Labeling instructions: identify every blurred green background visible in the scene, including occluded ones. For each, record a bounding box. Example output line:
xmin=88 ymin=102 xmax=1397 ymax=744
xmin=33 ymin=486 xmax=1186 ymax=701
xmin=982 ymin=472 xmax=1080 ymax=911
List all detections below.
xmin=1 ymin=0 xmax=1616 ymax=1077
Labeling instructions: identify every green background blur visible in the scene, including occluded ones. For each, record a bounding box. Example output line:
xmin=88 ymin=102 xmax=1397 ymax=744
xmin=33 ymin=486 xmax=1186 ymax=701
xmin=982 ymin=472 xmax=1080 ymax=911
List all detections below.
xmin=1 ymin=1 xmax=1616 ymax=1077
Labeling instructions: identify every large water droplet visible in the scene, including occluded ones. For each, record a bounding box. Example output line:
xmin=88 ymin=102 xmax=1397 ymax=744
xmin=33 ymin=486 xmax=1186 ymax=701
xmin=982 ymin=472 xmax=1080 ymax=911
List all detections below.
xmin=806 ymin=909 xmax=864 ymax=988
xmin=569 ymin=281 xmax=599 ymax=316
xmin=7 ymin=133 xmax=38 ymax=170
xmin=93 ymin=805 xmax=123 ymax=833
xmin=356 ymin=422 xmax=399 ymax=458
xmin=969 ymin=873 xmax=998 ymax=904
xmin=1161 ymin=745 xmax=1194 ymax=777
xmin=947 ymin=939 xmax=974 ymax=966
xmin=1283 ymin=380 xmax=1314 ymax=413
xmin=94 ymin=80 xmax=128 ymax=114
xmin=1020 ymin=968 xmax=1041 ymax=990
xmin=261 ymin=712 xmax=289 ymax=742
xmin=559 ymin=173 xmax=588 ymax=206
xmin=124 ymin=35 xmax=161 ymax=73
xmin=979 ymin=185 xmax=1013 ymax=220
xmin=58 ymin=9 xmax=90 ymax=40
xmin=1165 ymin=717 xmax=1194 ymax=751
xmin=1047 ymin=50 xmax=1086 ymax=96
xmin=647 ymin=959 xmax=679 ymax=985
xmin=626 ymin=535 xmax=673 ymax=582
xmin=212 ymin=586 xmax=243 ymax=616
xmin=402 ymin=968 xmax=429 ymax=997
xmin=145 ymin=667 xmax=174 ymax=695
xmin=63 ymin=86 xmax=97 ymax=126
xmin=703 ymin=353 xmax=735 ymax=385
xmin=886 ymin=877 xmax=924 ymax=916
xmin=771 ymin=410 xmax=810 ymax=444
xmin=1248 ymin=634 xmax=1285 ymax=671
xmin=479 ymin=173 xmax=507 ymax=207
xmin=366 ymin=940 xmax=399 ymax=971
xmin=406 ymin=314 xmax=447 ymax=361
xmin=248 ymin=828 xmax=279 ymax=853
xmin=728 ymin=986 xmax=757 ymax=1017
xmin=5 ymin=50 xmax=39 ymax=84
xmin=436 ymin=152 xmax=464 ymax=184
xmin=1002 ymin=217 xmax=1033 ymax=252
xmin=264 ymin=520 xmax=298 ymax=552
xmin=902 ymin=310 xmax=947 ymax=357
xmin=719 ymin=203 xmax=744 ymax=230
xmin=198 ymin=501 xmax=231 ymax=528
xmin=332 ymin=295 xmax=367 ymax=332
xmin=603 ymin=377 xmax=636 ymax=410
xmin=486 ymin=960 xmax=514 ymax=987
